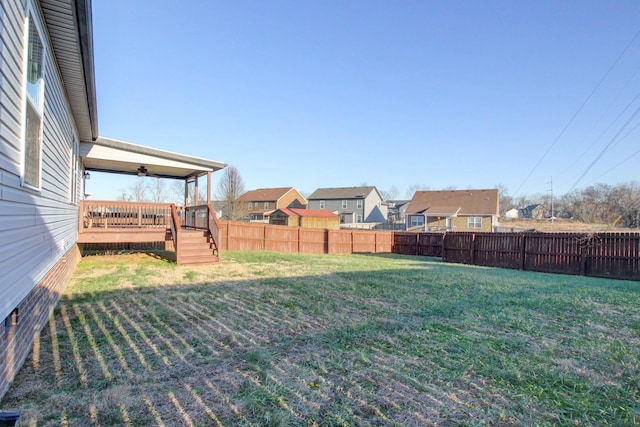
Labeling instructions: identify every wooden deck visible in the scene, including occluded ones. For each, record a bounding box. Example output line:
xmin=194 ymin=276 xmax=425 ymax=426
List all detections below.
xmin=78 ymin=200 xmax=221 ymax=264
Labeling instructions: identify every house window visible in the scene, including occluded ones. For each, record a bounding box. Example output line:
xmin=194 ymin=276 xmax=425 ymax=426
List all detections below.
xmin=264 ymin=202 xmax=269 ymax=210
xmin=356 ymin=214 xmax=362 ymax=223
xmin=248 ymin=202 xmax=252 ymax=209
xmin=342 ymin=200 xmax=348 ymax=209
xmin=357 ymin=199 xmax=363 ymax=209
xmin=410 ymin=215 xmax=424 ymax=227
xmin=319 ymin=200 xmax=325 ymax=209
xmin=4 ymin=308 xmax=19 ymax=337
xmin=468 ymin=217 xmax=482 ymax=229
xmin=23 ymin=15 xmax=45 ymax=190
xmin=70 ymin=140 xmax=79 ymax=203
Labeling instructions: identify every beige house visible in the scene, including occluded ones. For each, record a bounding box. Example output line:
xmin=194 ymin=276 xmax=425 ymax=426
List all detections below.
xmin=238 ymin=187 xmax=307 ymax=222
xmin=405 ymin=189 xmax=499 ymax=232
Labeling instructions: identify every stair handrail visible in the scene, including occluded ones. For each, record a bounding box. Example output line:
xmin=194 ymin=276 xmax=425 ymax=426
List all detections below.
xmin=207 ymin=203 xmax=221 ymax=259
xmin=170 ymin=203 xmax=180 ymax=261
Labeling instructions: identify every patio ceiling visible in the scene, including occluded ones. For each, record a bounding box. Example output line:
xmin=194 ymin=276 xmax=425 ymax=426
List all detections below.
xmin=80 ymin=137 xmax=227 ymax=179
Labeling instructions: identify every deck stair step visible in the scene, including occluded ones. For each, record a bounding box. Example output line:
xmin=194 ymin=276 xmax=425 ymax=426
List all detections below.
xmin=177 ymin=229 xmax=219 ymax=265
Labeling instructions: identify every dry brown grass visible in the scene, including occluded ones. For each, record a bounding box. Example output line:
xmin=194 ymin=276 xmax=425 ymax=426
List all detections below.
xmin=498 ymin=218 xmax=634 ymax=233
xmin=2 ymin=251 xmax=639 ymax=426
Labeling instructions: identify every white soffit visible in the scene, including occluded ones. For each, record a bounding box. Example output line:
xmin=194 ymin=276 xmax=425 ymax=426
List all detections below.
xmin=80 ymin=137 xmax=226 ymax=179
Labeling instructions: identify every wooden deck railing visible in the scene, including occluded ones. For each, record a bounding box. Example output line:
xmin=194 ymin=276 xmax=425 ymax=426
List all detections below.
xmin=78 ymin=200 xmax=173 ymax=245
xmin=170 ymin=203 xmax=181 ymax=256
xmin=80 ymin=200 xmax=172 ymax=230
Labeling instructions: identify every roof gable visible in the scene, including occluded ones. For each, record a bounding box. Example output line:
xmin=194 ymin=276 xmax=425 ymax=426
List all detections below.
xmin=308 ymin=186 xmax=379 ymax=200
xmin=407 ymin=189 xmax=499 ymax=216
xmin=239 ymin=187 xmax=296 ymax=202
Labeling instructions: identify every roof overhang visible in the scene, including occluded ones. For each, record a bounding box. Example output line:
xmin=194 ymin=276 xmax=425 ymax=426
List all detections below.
xmin=80 ymin=137 xmax=227 ymax=179
xmin=425 ymin=210 xmax=461 ymax=217
xmin=41 ymin=0 xmax=98 ymax=141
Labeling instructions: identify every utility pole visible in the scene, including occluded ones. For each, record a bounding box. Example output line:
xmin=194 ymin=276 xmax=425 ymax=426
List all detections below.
xmin=547 ymin=177 xmax=554 ymax=224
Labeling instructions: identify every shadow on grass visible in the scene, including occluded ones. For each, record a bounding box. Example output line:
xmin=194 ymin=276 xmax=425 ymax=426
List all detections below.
xmin=2 ymin=252 xmax=639 ymax=426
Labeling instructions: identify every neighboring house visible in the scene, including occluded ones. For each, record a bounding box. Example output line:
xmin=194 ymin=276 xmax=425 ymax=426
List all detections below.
xmin=269 ymin=208 xmax=340 ymax=229
xmin=504 ymin=204 xmax=549 ymax=220
xmin=505 ymin=208 xmax=519 ymax=219
xmin=386 ymin=200 xmax=411 ymax=225
xmin=307 ymin=186 xmax=388 ymax=225
xmin=238 ymin=187 xmax=307 ymax=222
xmin=520 ymin=204 xmax=548 ymax=220
xmin=211 ymin=200 xmax=228 ymax=220
xmin=0 ymin=0 xmax=226 ymax=400
xmin=405 ymin=189 xmax=499 ymax=232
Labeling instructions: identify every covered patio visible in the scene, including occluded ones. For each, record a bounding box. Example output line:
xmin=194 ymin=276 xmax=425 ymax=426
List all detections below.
xmin=79 ymin=137 xmax=227 ymax=264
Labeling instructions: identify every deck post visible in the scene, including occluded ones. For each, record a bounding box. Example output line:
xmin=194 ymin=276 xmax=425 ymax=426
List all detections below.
xmin=184 ymin=179 xmax=188 ymax=208
xmin=194 ymin=175 xmax=199 ymax=206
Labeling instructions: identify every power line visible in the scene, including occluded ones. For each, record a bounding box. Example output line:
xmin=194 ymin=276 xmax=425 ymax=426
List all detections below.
xmin=512 ymin=24 xmax=640 ymax=198
xmin=563 ymin=85 xmax=640 ymax=175
xmin=567 ymin=101 xmax=640 ymax=193
xmin=587 ymin=144 xmax=640 ymax=184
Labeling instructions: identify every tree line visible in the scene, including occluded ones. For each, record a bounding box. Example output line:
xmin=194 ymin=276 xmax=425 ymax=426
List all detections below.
xmin=499 ymin=181 xmax=639 ymax=228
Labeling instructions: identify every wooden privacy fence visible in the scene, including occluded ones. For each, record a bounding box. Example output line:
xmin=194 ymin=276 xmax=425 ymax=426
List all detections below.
xmin=394 ymin=232 xmax=640 ymax=281
xmin=218 ymin=221 xmax=393 ymax=254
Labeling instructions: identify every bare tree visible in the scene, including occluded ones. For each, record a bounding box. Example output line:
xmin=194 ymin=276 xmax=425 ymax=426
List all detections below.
xmin=380 ymin=185 xmax=400 ymax=201
xmin=216 ymin=166 xmax=246 ymax=220
xmin=149 ymin=178 xmax=167 ymax=203
xmin=495 ymin=183 xmax=513 ymax=216
xmin=129 ymin=177 xmax=149 ymax=201
xmin=116 ymin=187 xmax=130 ymax=201
xmin=405 ymin=184 xmax=431 ymax=199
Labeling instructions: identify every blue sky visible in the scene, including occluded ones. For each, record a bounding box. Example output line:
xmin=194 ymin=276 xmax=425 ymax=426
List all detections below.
xmin=88 ymin=0 xmax=640 ymax=201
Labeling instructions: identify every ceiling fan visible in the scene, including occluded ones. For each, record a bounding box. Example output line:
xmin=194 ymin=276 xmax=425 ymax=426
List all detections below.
xmin=137 ymin=165 xmax=148 ymax=176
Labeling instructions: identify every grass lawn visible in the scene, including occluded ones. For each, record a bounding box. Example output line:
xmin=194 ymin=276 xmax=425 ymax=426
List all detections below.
xmin=2 ymin=251 xmax=639 ymax=426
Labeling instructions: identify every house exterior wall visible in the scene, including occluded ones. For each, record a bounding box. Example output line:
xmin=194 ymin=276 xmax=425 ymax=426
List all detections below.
xmin=308 ymin=190 xmax=387 ymax=225
xmin=450 ymin=215 xmax=494 ymax=232
xmin=363 ymin=191 xmax=387 ymax=223
xmin=0 ymin=0 xmax=83 ymax=398
xmin=279 ymin=188 xmax=306 ymax=209
xmin=0 ymin=245 xmax=80 ymax=399
xmin=505 ymin=208 xmax=519 ymax=219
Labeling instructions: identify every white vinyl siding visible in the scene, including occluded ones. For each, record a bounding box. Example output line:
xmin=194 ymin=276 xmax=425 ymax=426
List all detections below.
xmin=0 ymin=0 xmax=81 ymax=321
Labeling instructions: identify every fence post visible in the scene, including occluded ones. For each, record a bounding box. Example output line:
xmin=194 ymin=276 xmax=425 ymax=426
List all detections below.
xmin=520 ymin=234 xmax=526 ymax=271
xmin=470 ymin=233 xmax=476 ymax=265
xmin=442 ymin=233 xmax=447 ymax=262
xmin=352 ymin=230 xmax=355 ymax=254
xmin=580 ymin=235 xmax=588 ymax=276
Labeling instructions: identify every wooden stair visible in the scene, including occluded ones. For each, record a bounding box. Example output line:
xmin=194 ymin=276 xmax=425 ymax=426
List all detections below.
xmin=177 ymin=229 xmax=220 ymax=265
